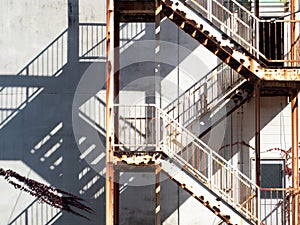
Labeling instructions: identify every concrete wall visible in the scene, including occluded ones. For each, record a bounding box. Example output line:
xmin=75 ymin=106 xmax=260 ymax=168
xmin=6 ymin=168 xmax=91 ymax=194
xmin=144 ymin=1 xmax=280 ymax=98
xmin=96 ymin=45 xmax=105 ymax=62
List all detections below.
xmin=0 ymin=0 xmax=298 ymax=225
xmin=204 ymin=95 xmax=296 ymax=183
xmin=0 ymin=1 xmax=106 ymax=224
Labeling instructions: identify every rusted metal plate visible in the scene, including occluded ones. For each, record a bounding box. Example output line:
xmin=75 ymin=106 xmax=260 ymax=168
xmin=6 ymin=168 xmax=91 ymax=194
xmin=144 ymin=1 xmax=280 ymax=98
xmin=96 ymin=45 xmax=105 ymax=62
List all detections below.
xmin=114 ymin=163 xmax=158 ymax=172
xmin=260 ymin=80 xmax=300 ymax=96
xmin=119 ymin=14 xmax=155 ymax=22
xmin=114 ymin=151 xmax=163 ymax=165
xmin=116 ymin=1 xmax=155 ymax=11
xmin=262 ymin=69 xmax=300 ymax=81
xmin=116 ymin=1 xmax=155 ymax=22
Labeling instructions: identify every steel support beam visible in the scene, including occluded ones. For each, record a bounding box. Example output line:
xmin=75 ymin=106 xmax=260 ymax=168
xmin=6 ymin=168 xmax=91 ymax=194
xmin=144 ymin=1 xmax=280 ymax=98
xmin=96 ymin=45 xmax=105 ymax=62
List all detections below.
xmin=255 ymin=82 xmax=261 ymax=187
xmin=291 ymin=90 xmax=299 ymax=225
xmin=106 ymin=0 xmax=120 ymax=224
xmin=254 ymin=82 xmax=260 ymax=224
xmin=114 ymin=170 xmax=120 ymax=224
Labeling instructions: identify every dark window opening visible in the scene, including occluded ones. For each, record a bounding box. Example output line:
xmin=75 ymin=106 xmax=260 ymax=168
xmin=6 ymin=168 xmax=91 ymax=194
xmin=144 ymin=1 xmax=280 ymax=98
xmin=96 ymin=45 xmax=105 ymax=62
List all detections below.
xmin=261 ymin=162 xmax=284 ymax=199
xmin=259 ymin=18 xmax=284 ymax=67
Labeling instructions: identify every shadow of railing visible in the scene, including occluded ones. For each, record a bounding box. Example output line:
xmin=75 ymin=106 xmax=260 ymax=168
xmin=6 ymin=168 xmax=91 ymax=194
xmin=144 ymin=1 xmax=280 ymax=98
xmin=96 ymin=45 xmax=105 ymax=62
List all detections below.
xmin=3 ymin=22 xmax=148 ymax=225
xmin=18 ymin=29 xmax=68 ymax=77
xmin=8 ymin=198 xmax=62 ymax=225
xmin=0 ymin=23 xmax=146 ymax=131
xmin=0 ymin=28 xmax=68 ymax=129
xmin=0 ymin=27 xmax=68 ymax=129
xmin=79 ymin=23 xmax=106 ymax=62
xmin=78 ymin=22 xmax=146 ymax=62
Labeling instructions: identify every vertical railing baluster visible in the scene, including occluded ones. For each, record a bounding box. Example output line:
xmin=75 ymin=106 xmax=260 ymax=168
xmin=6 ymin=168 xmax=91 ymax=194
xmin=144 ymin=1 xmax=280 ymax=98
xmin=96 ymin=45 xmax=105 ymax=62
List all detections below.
xmin=133 ymin=106 xmax=137 ymax=146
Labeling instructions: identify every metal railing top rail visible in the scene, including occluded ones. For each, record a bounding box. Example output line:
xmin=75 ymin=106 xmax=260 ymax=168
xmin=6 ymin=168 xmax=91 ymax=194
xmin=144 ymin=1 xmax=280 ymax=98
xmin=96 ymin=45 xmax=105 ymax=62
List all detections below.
xmin=260 ymin=187 xmax=297 ymax=191
xmin=176 ymin=0 xmax=300 ymax=65
xmin=113 ymin=103 xmax=259 ymax=189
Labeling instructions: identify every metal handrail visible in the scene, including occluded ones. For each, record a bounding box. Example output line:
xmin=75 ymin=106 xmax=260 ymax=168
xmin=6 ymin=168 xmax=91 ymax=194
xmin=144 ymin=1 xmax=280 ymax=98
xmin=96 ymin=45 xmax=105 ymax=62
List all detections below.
xmin=260 ymin=188 xmax=293 ymax=225
xmin=173 ymin=0 xmax=300 ymax=66
xmin=164 ymin=62 xmax=245 ymax=127
xmin=185 ymin=0 xmax=261 ymax=57
xmin=113 ymin=104 xmax=299 ymax=224
xmin=114 ymin=103 xmax=258 ymax=187
xmin=113 ymin=104 xmax=259 ymax=223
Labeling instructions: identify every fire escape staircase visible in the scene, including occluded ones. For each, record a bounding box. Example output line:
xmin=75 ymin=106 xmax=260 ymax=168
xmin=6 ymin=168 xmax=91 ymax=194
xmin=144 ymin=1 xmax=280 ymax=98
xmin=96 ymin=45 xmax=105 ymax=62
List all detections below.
xmin=113 ymin=17 xmax=258 ymax=224
xmin=160 ymin=0 xmax=300 ymax=81
xmin=113 ymin=63 xmax=256 ymax=224
xmin=111 ymin=0 xmax=300 ymax=224
xmin=114 ymin=104 xmax=258 ymax=225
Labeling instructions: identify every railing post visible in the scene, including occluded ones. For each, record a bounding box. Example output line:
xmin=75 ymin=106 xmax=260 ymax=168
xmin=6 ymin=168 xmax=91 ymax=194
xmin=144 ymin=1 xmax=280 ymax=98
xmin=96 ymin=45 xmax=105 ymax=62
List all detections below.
xmin=256 ymin=186 xmax=260 ymax=225
xmin=208 ymin=150 xmax=213 ymax=187
xmin=156 ymin=106 xmax=161 ymax=148
xmin=203 ymin=82 xmax=208 ymax=113
xmin=207 ymin=0 xmax=212 ymax=22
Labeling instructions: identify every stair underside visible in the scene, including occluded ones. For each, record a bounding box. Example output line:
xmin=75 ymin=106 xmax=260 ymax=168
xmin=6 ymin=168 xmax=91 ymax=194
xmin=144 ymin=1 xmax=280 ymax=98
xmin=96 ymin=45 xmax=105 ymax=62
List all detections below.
xmin=114 ymin=151 xmax=255 ymax=225
xmin=161 ymin=0 xmax=300 ymax=81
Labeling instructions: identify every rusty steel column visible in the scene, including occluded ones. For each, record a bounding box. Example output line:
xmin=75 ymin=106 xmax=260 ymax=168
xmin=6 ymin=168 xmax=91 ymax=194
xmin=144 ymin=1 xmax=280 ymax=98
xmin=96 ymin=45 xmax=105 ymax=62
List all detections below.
xmin=155 ymin=166 xmax=161 ymax=225
xmin=113 ymin=6 xmax=120 ymax=225
xmin=114 ymin=170 xmax=120 ymax=224
xmin=255 ymin=82 xmax=261 ymax=187
xmin=106 ymin=0 xmax=120 ymax=224
xmin=254 ymin=82 xmax=260 ymax=224
xmin=291 ymin=0 xmax=296 ymax=66
xmin=291 ymin=90 xmax=299 ymax=225
xmin=254 ymin=0 xmax=259 ymax=18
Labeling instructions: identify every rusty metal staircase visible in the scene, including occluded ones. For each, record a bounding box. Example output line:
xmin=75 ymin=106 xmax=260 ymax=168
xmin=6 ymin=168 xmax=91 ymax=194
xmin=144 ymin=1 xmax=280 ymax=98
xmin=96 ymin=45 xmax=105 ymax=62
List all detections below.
xmin=160 ymin=0 xmax=300 ymax=81
xmin=114 ymin=104 xmax=259 ymax=225
xmin=164 ymin=62 xmax=253 ymax=137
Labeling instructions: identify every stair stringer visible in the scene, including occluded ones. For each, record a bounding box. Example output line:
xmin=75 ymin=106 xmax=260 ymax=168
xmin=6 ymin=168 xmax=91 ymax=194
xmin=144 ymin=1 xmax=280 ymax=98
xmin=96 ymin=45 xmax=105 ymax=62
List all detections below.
xmin=161 ymin=157 xmax=254 ymax=225
xmin=161 ymin=0 xmax=300 ymax=81
xmin=161 ymin=0 xmax=262 ymax=82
